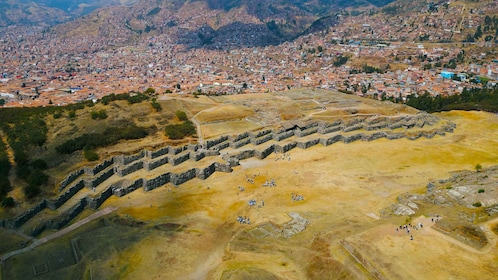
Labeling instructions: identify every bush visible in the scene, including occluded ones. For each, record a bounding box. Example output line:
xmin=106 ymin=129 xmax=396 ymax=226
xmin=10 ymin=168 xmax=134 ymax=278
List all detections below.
xmin=165 ymin=120 xmax=196 ymax=140
xmin=175 ymin=111 xmax=188 ymax=121
xmin=472 ymin=202 xmax=482 ymax=207
xmin=27 ymin=169 xmax=48 ymax=187
xmin=1 ymin=196 xmax=15 ymax=208
xmin=68 ymin=110 xmax=76 ymax=119
xmin=84 ymin=149 xmax=99 ymax=161
xmin=91 ymin=110 xmax=107 ymax=120
xmin=31 ymin=159 xmax=48 ymax=170
xmin=0 ymin=176 xmax=12 ymax=196
xmin=478 ymin=189 xmax=485 ymax=193
xmin=56 ymin=124 xmax=148 ymax=154
xmin=151 ymin=101 xmax=162 ymax=112
xmin=23 ymin=184 xmax=41 ymax=199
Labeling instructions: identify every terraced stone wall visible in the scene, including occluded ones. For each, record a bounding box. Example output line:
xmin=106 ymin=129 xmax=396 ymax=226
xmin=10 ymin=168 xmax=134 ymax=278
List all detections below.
xmin=116 ymin=161 xmax=144 ymax=177
xmin=59 ymin=168 xmax=85 ymax=191
xmin=113 ymin=179 xmax=144 ymax=197
xmin=85 ymin=168 xmax=114 ymax=189
xmin=144 ymin=173 xmax=171 ymax=191
xmin=2 ymin=199 xmax=47 ymax=229
xmin=47 ymin=180 xmax=85 ymax=210
xmin=87 ymin=186 xmax=114 ymax=209
xmin=144 ymin=156 xmax=169 ymax=171
xmin=171 ymin=168 xmax=197 ymax=185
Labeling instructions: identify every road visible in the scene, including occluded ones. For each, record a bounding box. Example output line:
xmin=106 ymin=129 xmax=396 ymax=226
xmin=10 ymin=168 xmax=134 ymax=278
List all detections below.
xmin=0 ymin=207 xmax=116 ymax=262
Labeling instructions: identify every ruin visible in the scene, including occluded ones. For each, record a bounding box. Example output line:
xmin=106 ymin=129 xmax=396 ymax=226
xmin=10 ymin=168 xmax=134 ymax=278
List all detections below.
xmin=0 ymin=113 xmax=456 ymax=237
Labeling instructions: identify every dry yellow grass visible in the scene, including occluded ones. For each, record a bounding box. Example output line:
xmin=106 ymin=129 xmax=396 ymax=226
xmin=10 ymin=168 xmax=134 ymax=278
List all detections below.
xmin=92 ymin=110 xmax=498 ymax=279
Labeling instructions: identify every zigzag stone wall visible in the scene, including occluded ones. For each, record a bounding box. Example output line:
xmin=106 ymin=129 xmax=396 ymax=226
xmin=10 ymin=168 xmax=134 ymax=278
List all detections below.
xmin=59 ymin=168 xmax=85 ymax=191
xmin=87 ymin=186 xmax=114 ymax=209
xmin=116 ymin=161 xmax=144 ymax=177
xmin=0 ymin=115 xmax=457 ymax=235
xmin=47 ymin=180 xmax=85 ymax=210
xmin=144 ymin=173 xmax=171 ymax=191
xmin=171 ymin=168 xmax=197 ymax=186
xmin=144 ymin=156 xmax=169 ymax=171
xmin=113 ymin=179 xmax=144 ymax=197
xmin=85 ymin=158 xmax=114 ymax=176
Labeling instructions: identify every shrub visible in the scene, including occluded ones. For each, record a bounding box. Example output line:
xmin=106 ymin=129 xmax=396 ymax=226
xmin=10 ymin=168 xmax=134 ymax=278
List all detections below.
xmin=475 ymin=164 xmax=482 ymax=172
xmin=175 ymin=111 xmax=188 ymax=121
xmin=68 ymin=110 xmax=76 ymax=119
xmin=91 ymin=110 xmax=107 ymax=120
xmin=478 ymin=189 xmax=485 ymax=193
xmin=165 ymin=121 xmax=196 ymax=140
xmin=1 ymin=196 xmax=15 ymax=208
xmin=23 ymin=184 xmax=41 ymax=199
xmin=151 ymin=101 xmax=162 ymax=112
xmin=31 ymin=159 xmax=48 ymax=170
xmin=84 ymin=149 xmax=99 ymax=161
xmin=472 ymin=202 xmax=482 ymax=207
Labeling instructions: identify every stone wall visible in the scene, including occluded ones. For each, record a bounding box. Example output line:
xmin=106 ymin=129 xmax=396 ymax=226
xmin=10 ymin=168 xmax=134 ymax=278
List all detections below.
xmin=47 ymin=198 xmax=87 ymax=230
xmin=171 ymin=153 xmax=190 ymax=166
xmin=230 ymin=132 xmax=249 ymax=142
xmin=116 ymin=161 xmax=144 ymax=177
xmin=215 ymin=162 xmax=233 ymax=173
xmin=59 ymin=168 xmax=85 ymax=191
xmin=232 ymin=150 xmax=255 ymax=161
xmin=119 ymin=150 xmax=145 ymax=166
xmin=274 ymin=142 xmax=297 ymax=153
xmin=84 ymin=158 xmax=114 ymax=176
xmin=340 ymin=240 xmax=387 ymax=280
xmin=150 ymin=146 xmax=169 ymax=159
xmin=85 ymin=168 xmax=114 ymax=189
xmin=2 ymin=199 xmax=47 ymax=229
xmin=251 ymin=134 xmax=273 ymax=146
xmin=87 ymin=186 xmax=114 ymax=209
xmin=169 ymin=145 xmax=187 ymax=155
xmin=251 ymin=129 xmax=272 ymax=138
xmin=363 ymin=132 xmax=387 ymax=141
xmin=191 ymin=151 xmax=206 ymax=162
xmin=47 ymin=180 xmax=85 ymax=210
xmin=295 ymin=127 xmax=318 ymax=137
xmin=144 ymin=173 xmax=171 ymax=191
xmin=171 ymin=168 xmax=197 ymax=186
xmin=144 ymin=156 xmax=169 ymax=171
xmin=113 ymin=179 xmax=144 ymax=197
xmin=273 ymin=130 xmax=294 ymax=141
xmin=297 ymin=139 xmax=320 ymax=149
xmin=212 ymin=141 xmax=230 ymax=151
xmin=230 ymin=138 xmax=251 ymax=149
xmin=206 ymin=136 xmax=229 ymax=149
xmin=197 ymin=162 xmax=217 ymax=180
xmin=255 ymin=145 xmax=275 ymax=159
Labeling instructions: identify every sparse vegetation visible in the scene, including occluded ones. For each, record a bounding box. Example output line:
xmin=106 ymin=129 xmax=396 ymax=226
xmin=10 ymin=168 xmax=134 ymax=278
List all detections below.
xmin=91 ymin=110 xmax=108 ymax=120
xmin=406 ymin=87 xmax=498 ymax=113
xmin=56 ymin=124 xmax=148 ymax=154
xmin=475 ymin=163 xmax=482 ymax=172
xmin=83 ymin=149 xmax=99 ymax=161
xmin=165 ymin=111 xmax=196 ymax=140
xmin=472 ymin=202 xmax=482 ymax=207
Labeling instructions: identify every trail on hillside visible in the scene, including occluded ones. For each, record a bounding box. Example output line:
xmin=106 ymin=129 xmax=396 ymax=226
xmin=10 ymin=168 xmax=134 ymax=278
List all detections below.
xmin=0 ymin=129 xmax=15 ymax=167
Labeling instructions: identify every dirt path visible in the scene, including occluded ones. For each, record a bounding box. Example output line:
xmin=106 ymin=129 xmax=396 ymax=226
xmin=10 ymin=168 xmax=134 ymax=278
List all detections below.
xmin=0 ymin=129 xmax=16 ymax=167
xmin=0 ymin=207 xmax=116 ymax=262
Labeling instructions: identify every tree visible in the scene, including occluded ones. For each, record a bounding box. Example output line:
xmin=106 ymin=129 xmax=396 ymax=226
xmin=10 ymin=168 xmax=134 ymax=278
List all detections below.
xmin=0 ymin=99 xmax=5 ymax=106
xmin=475 ymin=163 xmax=482 ymax=172
xmin=1 ymin=196 xmax=15 ymax=208
xmin=144 ymin=87 xmax=156 ymax=95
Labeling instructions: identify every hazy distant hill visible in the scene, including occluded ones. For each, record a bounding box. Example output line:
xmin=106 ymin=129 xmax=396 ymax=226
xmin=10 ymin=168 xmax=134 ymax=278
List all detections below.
xmin=0 ymin=0 xmax=395 ymax=28
xmin=0 ymin=0 xmax=138 ymax=27
xmin=40 ymin=0 xmax=395 ymax=49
